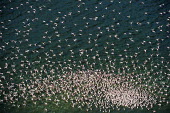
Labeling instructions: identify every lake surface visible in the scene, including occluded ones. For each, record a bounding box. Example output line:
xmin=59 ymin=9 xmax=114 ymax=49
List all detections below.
xmin=0 ymin=0 xmax=170 ymax=113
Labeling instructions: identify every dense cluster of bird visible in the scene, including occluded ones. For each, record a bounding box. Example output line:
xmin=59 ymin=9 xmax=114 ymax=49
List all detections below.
xmin=0 ymin=70 xmax=158 ymax=112
xmin=58 ymin=70 xmax=158 ymax=111
xmin=0 ymin=0 xmax=170 ymax=112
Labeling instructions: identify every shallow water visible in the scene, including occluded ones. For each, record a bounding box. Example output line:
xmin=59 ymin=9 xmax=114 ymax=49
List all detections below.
xmin=0 ymin=0 xmax=170 ymax=113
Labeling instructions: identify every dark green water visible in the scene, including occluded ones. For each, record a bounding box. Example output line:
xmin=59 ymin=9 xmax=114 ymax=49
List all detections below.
xmin=0 ymin=0 xmax=170 ymax=113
